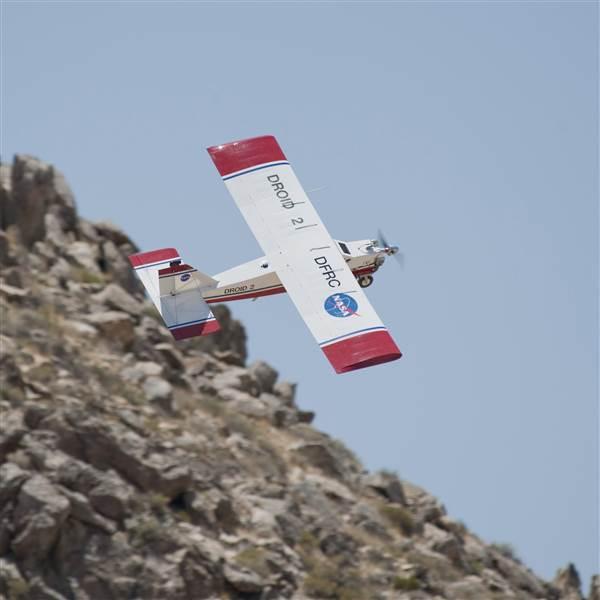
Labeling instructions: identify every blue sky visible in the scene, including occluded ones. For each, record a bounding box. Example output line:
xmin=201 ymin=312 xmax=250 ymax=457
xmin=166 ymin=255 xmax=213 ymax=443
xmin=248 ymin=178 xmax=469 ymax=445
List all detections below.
xmin=3 ymin=0 xmax=598 ymax=586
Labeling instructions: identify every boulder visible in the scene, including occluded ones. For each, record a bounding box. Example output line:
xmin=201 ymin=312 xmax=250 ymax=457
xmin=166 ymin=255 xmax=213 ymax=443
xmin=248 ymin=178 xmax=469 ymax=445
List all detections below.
xmin=2 ymin=266 xmax=22 ymax=288
xmin=423 ymin=523 xmax=464 ymax=566
xmin=142 ymin=376 xmax=173 ymax=411
xmin=248 ymin=360 xmax=278 ymax=393
xmin=154 ymin=342 xmax=185 ymax=371
xmin=297 ymin=409 xmax=315 ymax=424
xmin=0 ymin=462 xmax=28 ymax=505
xmin=290 ymin=480 xmax=341 ymax=528
xmin=121 ymin=360 xmax=163 ymax=383
xmin=0 ymin=229 xmax=16 ymax=266
xmin=273 ymin=380 xmax=296 ymax=405
xmin=553 ymin=563 xmax=584 ymax=600
xmin=403 ymin=481 xmax=446 ymax=525
xmin=463 ymin=534 xmax=490 ymax=566
xmin=0 ymin=282 xmax=28 ymax=303
xmin=490 ymin=547 xmax=547 ymax=597
xmin=77 ymin=417 xmax=191 ymax=498
xmin=0 ymin=499 xmax=14 ymax=555
xmin=29 ymin=578 xmax=70 ymax=600
xmin=0 ymin=410 xmax=26 ymax=460
xmin=56 ymin=457 xmax=132 ymax=521
xmin=350 ymin=502 xmax=392 ymax=540
xmin=444 ymin=576 xmax=489 ymax=600
xmin=0 ymin=333 xmax=17 ymax=357
xmin=11 ymin=474 xmax=70 ymax=561
xmin=100 ymin=238 xmax=140 ymax=294
xmin=76 ymin=218 xmax=101 ymax=242
xmin=134 ymin=315 xmax=172 ymax=345
xmin=9 ymin=155 xmax=76 ymax=247
xmin=86 ymin=311 xmax=135 ymax=348
xmin=65 ymin=241 xmax=101 ymax=273
xmin=186 ymin=304 xmax=247 ymax=364
xmin=226 ymin=393 xmax=270 ymax=420
xmin=0 ymin=559 xmax=30 ymax=599
xmin=94 ymin=220 xmax=134 ymax=247
xmin=0 ymin=162 xmax=13 ymax=229
xmin=118 ymin=408 xmax=146 ymax=433
xmin=92 ymin=283 xmax=142 ymax=316
xmin=88 ymin=470 xmax=133 ymax=520
xmin=480 ymin=568 xmax=515 ymax=596
xmin=236 ymin=494 xmax=289 ymax=538
xmin=63 ymin=319 xmax=98 ymax=338
xmin=223 ymin=562 xmax=265 ymax=594
xmin=180 ymin=549 xmax=224 ymax=599
xmin=319 ymin=530 xmax=358 ymax=557
xmin=56 ymin=455 xmax=103 ymax=491
xmin=44 ymin=211 xmax=71 ymax=247
xmin=0 ymin=353 xmax=25 ymax=406
xmin=291 ymin=442 xmax=346 ymax=479
xmin=185 ymin=488 xmax=239 ymax=533
xmin=363 ymin=471 xmax=407 ymax=505
xmin=303 ymin=472 xmax=355 ymax=504
xmin=177 ymin=523 xmax=225 ymax=564
xmin=58 ymin=485 xmax=116 ymax=534
xmin=212 ymin=367 xmax=260 ymax=397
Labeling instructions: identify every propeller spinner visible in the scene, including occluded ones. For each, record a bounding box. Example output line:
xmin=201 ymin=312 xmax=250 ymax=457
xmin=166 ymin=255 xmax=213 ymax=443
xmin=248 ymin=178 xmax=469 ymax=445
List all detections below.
xmin=377 ymin=229 xmax=404 ymax=268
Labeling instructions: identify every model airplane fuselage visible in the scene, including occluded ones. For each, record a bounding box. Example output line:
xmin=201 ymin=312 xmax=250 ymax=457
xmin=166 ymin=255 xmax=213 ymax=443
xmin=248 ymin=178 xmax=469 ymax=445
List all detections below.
xmin=203 ymin=238 xmax=393 ymax=304
xmin=130 ymin=135 xmax=402 ymax=373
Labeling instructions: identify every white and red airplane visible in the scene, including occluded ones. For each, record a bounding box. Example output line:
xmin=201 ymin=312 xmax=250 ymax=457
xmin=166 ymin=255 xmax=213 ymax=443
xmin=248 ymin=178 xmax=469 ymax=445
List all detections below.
xmin=129 ymin=136 xmax=402 ymax=373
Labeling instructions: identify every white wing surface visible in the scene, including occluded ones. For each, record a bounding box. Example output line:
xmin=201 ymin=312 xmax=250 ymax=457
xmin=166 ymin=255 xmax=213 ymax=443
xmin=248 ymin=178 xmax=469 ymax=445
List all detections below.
xmin=207 ymin=136 xmax=401 ymax=373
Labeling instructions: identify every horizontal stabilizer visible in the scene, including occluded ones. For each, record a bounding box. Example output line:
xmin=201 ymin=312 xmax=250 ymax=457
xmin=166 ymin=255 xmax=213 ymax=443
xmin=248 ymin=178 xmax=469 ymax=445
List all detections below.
xmin=129 ymin=248 xmax=220 ymax=341
xmin=158 ymin=262 xmax=220 ymax=340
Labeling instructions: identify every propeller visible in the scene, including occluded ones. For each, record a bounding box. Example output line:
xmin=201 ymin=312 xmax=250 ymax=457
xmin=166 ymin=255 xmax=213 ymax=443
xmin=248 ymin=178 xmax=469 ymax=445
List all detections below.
xmin=377 ymin=229 xmax=405 ymax=268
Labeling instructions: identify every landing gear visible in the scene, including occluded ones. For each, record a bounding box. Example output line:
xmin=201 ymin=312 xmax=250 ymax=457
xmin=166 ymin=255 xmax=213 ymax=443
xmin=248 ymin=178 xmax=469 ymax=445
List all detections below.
xmin=358 ymin=275 xmax=373 ymax=288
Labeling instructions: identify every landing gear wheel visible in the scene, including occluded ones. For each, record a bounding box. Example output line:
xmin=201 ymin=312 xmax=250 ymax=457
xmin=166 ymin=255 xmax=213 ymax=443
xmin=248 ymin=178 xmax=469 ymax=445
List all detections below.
xmin=358 ymin=275 xmax=373 ymax=288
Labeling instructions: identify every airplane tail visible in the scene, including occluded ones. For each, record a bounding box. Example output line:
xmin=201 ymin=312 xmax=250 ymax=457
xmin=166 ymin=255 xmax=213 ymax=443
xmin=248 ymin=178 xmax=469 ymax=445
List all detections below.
xmin=129 ymin=248 xmax=220 ymax=340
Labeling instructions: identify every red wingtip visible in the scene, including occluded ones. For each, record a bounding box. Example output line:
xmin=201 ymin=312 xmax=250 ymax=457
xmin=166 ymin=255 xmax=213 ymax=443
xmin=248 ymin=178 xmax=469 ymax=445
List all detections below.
xmin=207 ymin=135 xmax=287 ymax=177
xmin=322 ymin=330 xmax=402 ymax=374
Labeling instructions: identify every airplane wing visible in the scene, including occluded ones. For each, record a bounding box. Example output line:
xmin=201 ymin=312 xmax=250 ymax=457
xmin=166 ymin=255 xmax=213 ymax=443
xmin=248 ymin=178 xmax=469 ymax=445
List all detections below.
xmin=129 ymin=248 xmax=220 ymax=340
xmin=207 ymin=136 xmax=401 ymax=373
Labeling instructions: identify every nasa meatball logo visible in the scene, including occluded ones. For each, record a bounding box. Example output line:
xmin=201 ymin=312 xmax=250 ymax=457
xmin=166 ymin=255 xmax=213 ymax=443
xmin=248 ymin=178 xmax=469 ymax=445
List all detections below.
xmin=180 ymin=273 xmax=191 ymax=282
xmin=324 ymin=293 xmax=358 ymax=318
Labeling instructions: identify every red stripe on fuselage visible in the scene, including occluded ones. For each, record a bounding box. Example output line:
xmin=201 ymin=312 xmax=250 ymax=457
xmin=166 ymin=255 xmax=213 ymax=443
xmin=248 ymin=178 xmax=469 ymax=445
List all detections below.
xmin=206 ymin=285 xmax=286 ymax=304
xmin=207 ymin=136 xmax=287 ymax=178
xmin=206 ymin=265 xmax=376 ymax=303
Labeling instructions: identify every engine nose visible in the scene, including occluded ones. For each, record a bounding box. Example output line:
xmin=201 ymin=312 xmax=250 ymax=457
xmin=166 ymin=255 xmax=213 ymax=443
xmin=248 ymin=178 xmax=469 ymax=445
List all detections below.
xmin=387 ymin=245 xmax=399 ymax=256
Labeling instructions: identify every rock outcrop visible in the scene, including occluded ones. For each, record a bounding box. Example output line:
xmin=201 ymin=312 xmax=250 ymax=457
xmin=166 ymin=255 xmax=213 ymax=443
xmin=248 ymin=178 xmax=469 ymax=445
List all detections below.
xmin=0 ymin=155 xmax=594 ymax=599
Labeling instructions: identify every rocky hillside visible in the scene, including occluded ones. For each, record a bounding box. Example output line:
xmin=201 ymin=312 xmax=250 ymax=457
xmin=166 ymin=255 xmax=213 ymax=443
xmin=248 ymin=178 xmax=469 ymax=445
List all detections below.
xmin=0 ymin=155 xmax=596 ymax=600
